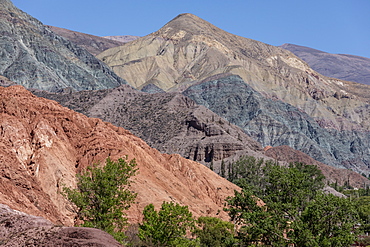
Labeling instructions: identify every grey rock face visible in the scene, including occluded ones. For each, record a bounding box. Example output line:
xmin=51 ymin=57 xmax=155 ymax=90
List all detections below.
xmin=183 ymin=75 xmax=370 ymax=173
xmin=281 ymin=43 xmax=370 ymax=85
xmin=0 ymin=0 xmax=126 ymax=92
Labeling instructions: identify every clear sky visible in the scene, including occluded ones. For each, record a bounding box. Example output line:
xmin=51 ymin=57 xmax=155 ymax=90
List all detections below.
xmin=11 ymin=0 xmax=370 ymax=58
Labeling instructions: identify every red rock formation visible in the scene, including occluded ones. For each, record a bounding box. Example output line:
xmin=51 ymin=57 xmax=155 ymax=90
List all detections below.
xmin=0 ymin=85 xmax=239 ymax=226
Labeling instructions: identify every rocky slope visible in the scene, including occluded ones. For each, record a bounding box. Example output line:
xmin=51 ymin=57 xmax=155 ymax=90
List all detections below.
xmin=0 ymin=85 xmax=239 ymax=226
xmin=47 ymin=26 xmax=125 ymax=56
xmin=183 ymin=75 xmax=370 ymax=174
xmin=0 ymin=204 xmax=122 ymax=246
xmin=97 ymin=13 xmax=370 ymax=133
xmin=281 ymin=43 xmax=370 ymax=85
xmin=32 ymin=84 xmax=265 ymax=168
xmin=0 ymin=0 xmax=126 ymax=92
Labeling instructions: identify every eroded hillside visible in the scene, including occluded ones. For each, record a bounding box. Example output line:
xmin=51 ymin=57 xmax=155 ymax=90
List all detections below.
xmin=0 ymin=85 xmax=239 ymax=225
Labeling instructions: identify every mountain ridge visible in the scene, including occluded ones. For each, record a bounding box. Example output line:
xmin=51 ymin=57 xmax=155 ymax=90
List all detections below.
xmin=0 ymin=0 xmax=126 ymax=92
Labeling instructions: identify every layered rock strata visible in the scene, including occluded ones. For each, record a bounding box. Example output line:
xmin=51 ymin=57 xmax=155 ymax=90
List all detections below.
xmin=183 ymin=75 xmax=370 ymax=174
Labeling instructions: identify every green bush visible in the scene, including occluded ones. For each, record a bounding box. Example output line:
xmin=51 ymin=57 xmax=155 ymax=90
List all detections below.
xmin=63 ymin=156 xmax=137 ymax=243
xmin=139 ymin=201 xmax=196 ymax=246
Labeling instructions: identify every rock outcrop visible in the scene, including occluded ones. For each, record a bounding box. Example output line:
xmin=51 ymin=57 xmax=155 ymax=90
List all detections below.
xmin=183 ymin=75 xmax=370 ymax=174
xmin=47 ymin=26 xmax=125 ymax=56
xmin=0 ymin=0 xmax=126 ymax=92
xmin=281 ymin=43 xmax=370 ymax=85
xmin=0 ymin=204 xmax=123 ymax=246
xmin=0 ymin=85 xmax=239 ymax=226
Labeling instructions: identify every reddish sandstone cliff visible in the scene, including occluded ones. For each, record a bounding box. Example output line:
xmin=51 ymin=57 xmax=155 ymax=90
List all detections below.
xmin=0 ymin=85 xmax=238 ymax=226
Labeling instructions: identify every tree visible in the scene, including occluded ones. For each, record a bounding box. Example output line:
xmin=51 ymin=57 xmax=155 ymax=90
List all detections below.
xmin=193 ymin=216 xmax=236 ymax=247
xmin=226 ymin=188 xmax=287 ymax=246
xmin=227 ymin=155 xmax=266 ymax=192
xmin=63 ymin=156 xmax=138 ymax=243
xmin=354 ymin=196 xmax=370 ymax=234
xmin=139 ymin=201 xmax=197 ymax=246
xmin=225 ymin=159 xmax=359 ymax=246
xmin=289 ymin=192 xmax=359 ymax=247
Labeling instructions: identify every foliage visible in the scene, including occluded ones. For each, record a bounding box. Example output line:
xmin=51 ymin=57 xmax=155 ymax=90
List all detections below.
xmin=225 ymin=158 xmax=359 ymax=246
xmin=354 ymin=196 xmax=370 ymax=234
xmin=228 ymin=155 xmax=265 ymax=187
xmin=193 ymin=216 xmax=236 ymax=247
xmin=139 ymin=201 xmax=197 ymax=246
xmin=289 ymin=192 xmax=358 ymax=247
xmin=226 ymin=188 xmax=288 ymax=246
xmin=63 ymin=157 xmax=137 ymax=243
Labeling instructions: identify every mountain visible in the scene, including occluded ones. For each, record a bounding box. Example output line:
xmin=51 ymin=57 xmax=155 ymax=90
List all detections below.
xmin=183 ymin=75 xmax=370 ymax=173
xmin=47 ymin=26 xmax=125 ymax=56
xmin=103 ymin=35 xmax=140 ymax=43
xmin=97 ymin=13 xmax=370 ymax=133
xmin=280 ymin=43 xmax=370 ymax=85
xmin=0 ymin=204 xmax=122 ymax=246
xmin=0 ymin=0 xmax=126 ymax=92
xmin=0 ymin=85 xmax=239 ymax=225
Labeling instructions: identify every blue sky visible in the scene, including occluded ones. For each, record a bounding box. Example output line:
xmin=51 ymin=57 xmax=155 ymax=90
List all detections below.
xmin=12 ymin=0 xmax=370 ymax=58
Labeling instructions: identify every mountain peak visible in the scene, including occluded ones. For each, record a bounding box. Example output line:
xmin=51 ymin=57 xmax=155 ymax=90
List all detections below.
xmin=157 ymin=13 xmax=222 ymax=37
